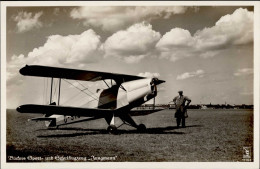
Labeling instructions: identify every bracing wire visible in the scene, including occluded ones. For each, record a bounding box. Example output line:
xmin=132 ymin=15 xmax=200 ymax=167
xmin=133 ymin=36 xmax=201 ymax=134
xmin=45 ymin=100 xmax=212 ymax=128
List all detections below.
xmin=62 ymin=79 xmax=104 ymax=105
xmin=60 ymin=91 xmax=84 ymax=106
xmin=76 ymin=80 xmax=100 ymax=100
xmin=57 ymin=80 xmax=86 ymax=106
xmin=75 ymin=80 xmax=105 ymax=105
xmin=63 ymin=89 xmax=95 ymax=106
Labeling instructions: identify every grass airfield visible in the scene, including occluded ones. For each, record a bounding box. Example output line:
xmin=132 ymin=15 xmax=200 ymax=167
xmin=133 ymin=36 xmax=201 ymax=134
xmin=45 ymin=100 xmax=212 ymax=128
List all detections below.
xmin=6 ymin=109 xmax=253 ymax=162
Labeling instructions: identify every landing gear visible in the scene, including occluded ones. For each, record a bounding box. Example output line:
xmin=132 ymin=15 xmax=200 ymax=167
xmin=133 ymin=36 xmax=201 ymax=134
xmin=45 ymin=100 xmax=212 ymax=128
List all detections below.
xmin=106 ymin=114 xmax=147 ymax=134
xmin=107 ymin=125 xmax=118 ymax=134
xmin=137 ymin=124 xmax=146 ymax=132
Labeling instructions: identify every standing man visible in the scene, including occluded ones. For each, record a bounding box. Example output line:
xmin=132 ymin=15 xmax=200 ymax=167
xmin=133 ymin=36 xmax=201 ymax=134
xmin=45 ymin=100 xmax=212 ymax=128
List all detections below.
xmin=173 ymin=90 xmax=191 ymax=128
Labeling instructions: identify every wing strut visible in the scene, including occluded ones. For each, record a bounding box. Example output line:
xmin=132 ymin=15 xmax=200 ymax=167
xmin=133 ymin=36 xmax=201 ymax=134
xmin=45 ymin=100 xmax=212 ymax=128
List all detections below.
xmin=50 ymin=78 xmax=53 ymax=104
xmin=58 ymin=78 xmax=61 ymax=105
xmin=103 ymin=80 xmax=110 ymax=88
xmin=49 ymin=78 xmax=61 ymax=105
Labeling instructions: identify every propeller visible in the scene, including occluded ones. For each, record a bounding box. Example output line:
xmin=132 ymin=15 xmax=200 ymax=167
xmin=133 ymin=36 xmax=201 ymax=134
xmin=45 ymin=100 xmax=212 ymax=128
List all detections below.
xmin=148 ymin=78 xmax=165 ymax=110
xmin=150 ymin=78 xmax=159 ymax=110
xmin=153 ymin=96 xmax=155 ymax=110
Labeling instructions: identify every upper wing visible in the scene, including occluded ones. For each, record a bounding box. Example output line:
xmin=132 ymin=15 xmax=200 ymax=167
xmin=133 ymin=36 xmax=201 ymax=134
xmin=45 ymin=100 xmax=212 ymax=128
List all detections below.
xmin=19 ymin=65 xmax=145 ymax=83
xmin=17 ymin=104 xmax=114 ymax=117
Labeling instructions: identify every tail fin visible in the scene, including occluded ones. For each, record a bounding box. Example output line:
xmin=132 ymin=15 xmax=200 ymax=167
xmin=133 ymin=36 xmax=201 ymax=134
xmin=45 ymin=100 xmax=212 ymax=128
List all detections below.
xmin=45 ymin=120 xmax=56 ymax=127
xmin=29 ymin=117 xmax=57 ymax=127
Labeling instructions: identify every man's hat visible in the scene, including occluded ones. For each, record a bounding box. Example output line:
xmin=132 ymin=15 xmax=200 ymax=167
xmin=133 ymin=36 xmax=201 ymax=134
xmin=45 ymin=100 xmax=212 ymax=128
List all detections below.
xmin=178 ymin=90 xmax=183 ymax=93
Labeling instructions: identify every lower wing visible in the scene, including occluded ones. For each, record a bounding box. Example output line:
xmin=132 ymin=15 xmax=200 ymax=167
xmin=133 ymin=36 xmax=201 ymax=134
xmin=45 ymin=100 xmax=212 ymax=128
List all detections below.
xmin=129 ymin=108 xmax=164 ymax=116
xmin=17 ymin=104 xmax=164 ymax=117
xmin=17 ymin=104 xmax=113 ymax=117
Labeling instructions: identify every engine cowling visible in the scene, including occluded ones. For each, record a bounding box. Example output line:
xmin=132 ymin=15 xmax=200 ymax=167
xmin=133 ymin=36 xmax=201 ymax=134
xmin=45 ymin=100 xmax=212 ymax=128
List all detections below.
xmin=116 ymin=78 xmax=165 ymax=109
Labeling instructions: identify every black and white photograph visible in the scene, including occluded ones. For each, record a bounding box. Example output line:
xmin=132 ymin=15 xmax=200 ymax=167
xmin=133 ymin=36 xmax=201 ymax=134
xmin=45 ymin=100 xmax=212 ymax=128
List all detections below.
xmin=1 ymin=1 xmax=259 ymax=169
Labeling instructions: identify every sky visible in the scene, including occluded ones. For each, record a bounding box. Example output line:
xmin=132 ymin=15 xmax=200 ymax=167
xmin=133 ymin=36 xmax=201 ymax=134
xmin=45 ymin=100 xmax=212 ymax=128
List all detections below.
xmin=5 ymin=5 xmax=254 ymax=108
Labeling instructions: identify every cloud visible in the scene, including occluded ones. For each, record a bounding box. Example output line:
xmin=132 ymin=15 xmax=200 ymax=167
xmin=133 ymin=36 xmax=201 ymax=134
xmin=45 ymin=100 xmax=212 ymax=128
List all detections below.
xmin=104 ymin=22 xmax=161 ymax=63
xmin=156 ymin=28 xmax=196 ymax=61
xmin=199 ymin=51 xmax=220 ymax=59
xmin=158 ymin=86 xmax=166 ymax=92
xmin=156 ymin=28 xmax=194 ymax=49
xmin=29 ymin=29 xmax=102 ymax=65
xmin=177 ymin=69 xmax=205 ymax=80
xmin=7 ymin=29 xmax=102 ymax=83
xmin=138 ymin=72 xmax=160 ymax=78
xmin=13 ymin=11 xmax=43 ymax=33
xmin=156 ymin=8 xmax=253 ymax=62
xmin=194 ymin=8 xmax=253 ymax=50
xmin=240 ymin=91 xmax=253 ymax=95
xmin=70 ymin=6 xmax=192 ymax=32
xmin=103 ymin=7 xmax=253 ymax=64
xmin=53 ymin=8 xmax=60 ymax=15
xmin=234 ymin=68 xmax=253 ymax=76
xmin=7 ymin=54 xmax=26 ymax=85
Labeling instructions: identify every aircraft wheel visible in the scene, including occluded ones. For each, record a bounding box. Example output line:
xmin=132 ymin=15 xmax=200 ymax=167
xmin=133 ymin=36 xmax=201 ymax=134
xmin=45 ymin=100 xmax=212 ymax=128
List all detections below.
xmin=137 ymin=124 xmax=146 ymax=132
xmin=107 ymin=125 xmax=117 ymax=134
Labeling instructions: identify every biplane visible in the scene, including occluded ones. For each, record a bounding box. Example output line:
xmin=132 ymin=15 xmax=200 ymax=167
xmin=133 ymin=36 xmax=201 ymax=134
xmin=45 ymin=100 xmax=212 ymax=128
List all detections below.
xmin=16 ymin=65 xmax=165 ymax=134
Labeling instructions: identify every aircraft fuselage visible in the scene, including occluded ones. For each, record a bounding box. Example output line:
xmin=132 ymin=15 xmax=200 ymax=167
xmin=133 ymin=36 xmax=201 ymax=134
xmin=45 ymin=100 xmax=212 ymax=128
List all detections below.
xmin=45 ymin=78 xmax=156 ymax=127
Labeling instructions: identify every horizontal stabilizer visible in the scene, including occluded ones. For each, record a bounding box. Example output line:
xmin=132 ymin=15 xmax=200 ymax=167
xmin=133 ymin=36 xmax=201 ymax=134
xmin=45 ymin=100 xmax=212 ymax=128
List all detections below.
xmin=130 ymin=108 xmax=164 ymax=116
xmin=29 ymin=117 xmax=56 ymax=121
xmin=17 ymin=104 xmax=114 ymax=117
xmin=57 ymin=117 xmax=102 ymax=127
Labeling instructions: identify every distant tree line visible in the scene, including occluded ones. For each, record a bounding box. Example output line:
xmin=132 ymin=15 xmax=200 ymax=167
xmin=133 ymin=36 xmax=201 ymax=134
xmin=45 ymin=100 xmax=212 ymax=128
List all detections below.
xmin=141 ymin=104 xmax=253 ymax=109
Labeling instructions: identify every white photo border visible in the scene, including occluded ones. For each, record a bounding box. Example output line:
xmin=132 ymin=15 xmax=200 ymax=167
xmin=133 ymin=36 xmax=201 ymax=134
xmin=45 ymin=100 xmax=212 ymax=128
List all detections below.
xmin=1 ymin=1 xmax=259 ymax=169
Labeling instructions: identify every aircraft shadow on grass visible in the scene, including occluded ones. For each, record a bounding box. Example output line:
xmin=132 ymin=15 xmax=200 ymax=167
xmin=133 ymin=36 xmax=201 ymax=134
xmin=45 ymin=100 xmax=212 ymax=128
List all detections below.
xmin=36 ymin=125 xmax=203 ymax=138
